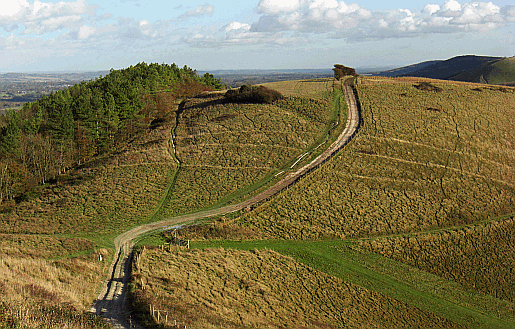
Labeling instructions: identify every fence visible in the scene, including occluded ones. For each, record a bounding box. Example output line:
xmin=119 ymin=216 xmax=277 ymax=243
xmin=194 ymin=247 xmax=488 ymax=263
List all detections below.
xmin=150 ymin=304 xmax=187 ymax=328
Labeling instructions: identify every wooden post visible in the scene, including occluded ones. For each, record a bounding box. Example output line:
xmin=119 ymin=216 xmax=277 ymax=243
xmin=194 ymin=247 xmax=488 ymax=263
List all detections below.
xmin=157 ymin=310 xmax=160 ymax=322
xmin=187 ymin=240 xmax=190 ymax=249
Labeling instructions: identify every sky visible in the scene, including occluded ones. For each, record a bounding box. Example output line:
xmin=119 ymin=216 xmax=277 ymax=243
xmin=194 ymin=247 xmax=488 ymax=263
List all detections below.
xmin=0 ymin=0 xmax=514 ymax=72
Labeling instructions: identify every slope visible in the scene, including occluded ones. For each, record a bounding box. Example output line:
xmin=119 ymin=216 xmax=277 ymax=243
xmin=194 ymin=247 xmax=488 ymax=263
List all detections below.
xmin=375 ymin=55 xmax=506 ymax=83
xmin=161 ymin=76 xmax=515 ymax=328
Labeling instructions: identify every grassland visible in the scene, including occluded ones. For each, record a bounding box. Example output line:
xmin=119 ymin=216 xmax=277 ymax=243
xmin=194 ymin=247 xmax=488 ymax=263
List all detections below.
xmin=229 ymin=77 xmax=515 ymax=239
xmin=0 ymin=79 xmax=342 ymax=327
xmin=129 ymin=77 xmax=515 ymax=329
xmin=0 ymin=249 xmax=112 ymax=328
xmin=0 ymin=120 xmax=178 ymax=241
xmin=130 ymin=246 xmax=464 ymax=328
xmin=359 ymin=215 xmax=515 ymax=302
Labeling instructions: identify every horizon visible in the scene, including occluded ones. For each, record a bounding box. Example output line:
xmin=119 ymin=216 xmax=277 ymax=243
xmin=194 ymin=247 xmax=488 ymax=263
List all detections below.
xmin=1 ymin=0 xmax=514 ymax=73
xmin=1 ymin=53 xmax=511 ymax=75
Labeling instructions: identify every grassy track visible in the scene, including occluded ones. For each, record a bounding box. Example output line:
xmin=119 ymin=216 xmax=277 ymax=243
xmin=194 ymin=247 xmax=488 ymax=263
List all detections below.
xmin=193 ymin=239 xmax=515 ymax=329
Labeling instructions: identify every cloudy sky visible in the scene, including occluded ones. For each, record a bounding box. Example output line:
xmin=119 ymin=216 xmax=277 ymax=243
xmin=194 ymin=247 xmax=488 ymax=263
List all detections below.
xmin=1 ymin=0 xmax=514 ymax=72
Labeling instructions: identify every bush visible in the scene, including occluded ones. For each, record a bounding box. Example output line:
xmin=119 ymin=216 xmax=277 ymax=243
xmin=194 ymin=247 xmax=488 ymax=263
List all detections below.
xmin=224 ymin=85 xmax=283 ymax=104
xmin=414 ymin=82 xmax=442 ymax=92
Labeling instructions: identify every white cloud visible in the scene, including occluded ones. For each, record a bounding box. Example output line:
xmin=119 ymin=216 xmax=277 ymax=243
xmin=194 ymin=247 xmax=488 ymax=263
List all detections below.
xmin=177 ymin=4 xmax=214 ymax=20
xmin=224 ymin=22 xmax=251 ymax=32
xmin=246 ymin=0 xmax=515 ymax=43
xmin=423 ymin=4 xmax=441 ymax=15
xmin=1 ymin=0 xmax=95 ymax=34
xmin=1 ymin=0 xmax=515 ymax=71
xmin=442 ymin=0 xmax=462 ymax=12
xmin=78 ymin=24 xmax=95 ymax=39
xmin=256 ymin=0 xmax=301 ymax=14
xmin=0 ymin=0 xmax=29 ymax=18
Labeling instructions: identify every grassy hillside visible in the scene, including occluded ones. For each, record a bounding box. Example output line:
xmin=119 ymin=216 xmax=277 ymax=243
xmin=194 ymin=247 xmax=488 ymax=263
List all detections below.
xmin=230 ymin=77 xmax=515 ymax=240
xmin=130 ymin=246 xmax=464 ymax=329
xmin=484 ymin=57 xmax=515 ymax=85
xmin=0 ymin=74 xmax=339 ymax=327
xmin=377 ymin=55 xmax=515 ymax=85
xmin=136 ymin=76 xmax=515 ymax=328
xmin=157 ymin=81 xmax=338 ymax=217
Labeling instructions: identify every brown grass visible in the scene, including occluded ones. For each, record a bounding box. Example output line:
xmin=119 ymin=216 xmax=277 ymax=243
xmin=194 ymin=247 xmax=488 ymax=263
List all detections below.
xmin=129 ymin=246 xmax=464 ymax=329
xmin=231 ymin=77 xmax=515 ymax=240
xmin=0 ymin=250 xmax=112 ymax=328
xmin=0 ymin=234 xmax=94 ymax=258
xmin=359 ymin=216 xmax=515 ymax=302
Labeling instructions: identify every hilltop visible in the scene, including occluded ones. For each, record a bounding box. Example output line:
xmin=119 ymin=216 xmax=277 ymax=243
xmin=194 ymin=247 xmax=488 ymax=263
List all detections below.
xmin=373 ymin=55 xmax=515 ymax=85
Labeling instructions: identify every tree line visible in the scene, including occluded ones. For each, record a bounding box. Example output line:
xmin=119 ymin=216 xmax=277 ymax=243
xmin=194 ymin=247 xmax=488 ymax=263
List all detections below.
xmin=0 ymin=62 xmax=224 ymax=204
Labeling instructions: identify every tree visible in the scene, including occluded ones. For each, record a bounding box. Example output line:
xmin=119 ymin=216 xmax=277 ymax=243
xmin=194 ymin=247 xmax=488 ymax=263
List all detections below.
xmin=333 ymin=64 xmax=358 ymax=80
xmin=0 ymin=110 xmax=22 ymax=156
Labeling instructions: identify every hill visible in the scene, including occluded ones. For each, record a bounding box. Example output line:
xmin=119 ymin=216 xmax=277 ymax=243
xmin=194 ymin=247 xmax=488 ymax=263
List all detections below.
xmin=162 ymin=77 xmax=515 ymax=328
xmin=371 ymin=60 xmax=442 ymax=77
xmin=450 ymin=56 xmax=515 ymax=86
xmin=2 ymin=71 xmax=515 ymax=328
xmin=375 ymin=55 xmax=515 ymax=85
xmin=0 ymin=69 xmax=342 ymax=327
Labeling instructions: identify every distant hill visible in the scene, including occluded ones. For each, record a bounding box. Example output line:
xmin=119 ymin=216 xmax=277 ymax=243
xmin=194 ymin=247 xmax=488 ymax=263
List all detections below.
xmin=370 ymin=60 xmax=442 ymax=77
xmin=450 ymin=57 xmax=515 ymax=86
xmin=374 ymin=55 xmax=515 ymax=85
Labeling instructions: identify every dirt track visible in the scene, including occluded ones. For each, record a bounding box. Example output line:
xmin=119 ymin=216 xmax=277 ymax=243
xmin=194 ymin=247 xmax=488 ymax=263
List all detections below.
xmin=90 ymin=78 xmax=361 ymax=328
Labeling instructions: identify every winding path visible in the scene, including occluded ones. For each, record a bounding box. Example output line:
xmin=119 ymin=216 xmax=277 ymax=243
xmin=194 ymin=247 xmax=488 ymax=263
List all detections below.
xmin=90 ymin=78 xmax=361 ymax=328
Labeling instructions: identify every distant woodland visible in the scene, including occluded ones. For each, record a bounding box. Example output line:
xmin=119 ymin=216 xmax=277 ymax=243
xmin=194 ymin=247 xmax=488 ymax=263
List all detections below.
xmin=0 ymin=62 xmax=224 ymax=204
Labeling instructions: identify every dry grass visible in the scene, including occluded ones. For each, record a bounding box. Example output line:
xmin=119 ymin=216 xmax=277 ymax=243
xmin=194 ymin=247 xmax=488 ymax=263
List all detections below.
xmin=0 ymin=250 xmax=112 ymax=328
xmin=129 ymin=246 xmax=464 ymax=329
xmin=159 ymin=85 xmax=336 ymax=216
xmin=232 ymin=77 xmax=515 ymax=239
xmin=359 ymin=216 xmax=515 ymax=302
xmin=0 ymin=234 xmax=94 ymax=259
xmin=0 ymin=121 xmax=177 ymax=237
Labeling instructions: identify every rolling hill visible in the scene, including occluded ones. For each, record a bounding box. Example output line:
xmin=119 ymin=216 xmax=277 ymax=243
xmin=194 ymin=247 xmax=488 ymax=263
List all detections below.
xmin=375 ymin=55 xmax=515 ymax=85
xmin=1 ymin=64 xmax=515 ymax=329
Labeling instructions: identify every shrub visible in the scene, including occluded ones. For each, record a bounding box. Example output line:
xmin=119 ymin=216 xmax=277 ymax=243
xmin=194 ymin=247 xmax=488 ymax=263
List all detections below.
xmin=414 ymin=82 xmax=442 ymax=92
xmin=224 ymin=85 xmax=283 ymax=104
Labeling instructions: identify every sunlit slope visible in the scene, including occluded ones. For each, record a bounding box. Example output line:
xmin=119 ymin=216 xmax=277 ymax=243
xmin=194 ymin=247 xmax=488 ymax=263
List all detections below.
xmin=450 ymin=57 xmax=515 ymax=85
xmin=235 ymin=77 xmax=515 ymax=239
xmin=130 ymin=246 xmax=464 ymax=329
xmin=485 ymin=57 xmax=515 ymax=85
xmin=158 ymin=80 xmax=338 ymax=217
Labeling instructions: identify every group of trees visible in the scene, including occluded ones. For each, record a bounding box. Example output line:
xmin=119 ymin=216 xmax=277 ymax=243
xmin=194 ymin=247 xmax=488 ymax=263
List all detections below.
xmin=0 ymin=62 xmax=224 ymax=204
xmin=333 ymin=64 xmax=358 ymax=80
xmin=224 ymin=84 xmax=283 ymax=104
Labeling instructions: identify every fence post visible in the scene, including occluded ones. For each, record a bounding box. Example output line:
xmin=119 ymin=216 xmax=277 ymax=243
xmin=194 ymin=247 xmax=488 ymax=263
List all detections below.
xmin=187 ymin=240 xmax=190 ymax=249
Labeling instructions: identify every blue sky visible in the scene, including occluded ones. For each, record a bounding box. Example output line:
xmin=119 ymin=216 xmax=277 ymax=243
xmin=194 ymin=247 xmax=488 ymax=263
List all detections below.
xmin=1 ymin=0 xmax=514 ymax=72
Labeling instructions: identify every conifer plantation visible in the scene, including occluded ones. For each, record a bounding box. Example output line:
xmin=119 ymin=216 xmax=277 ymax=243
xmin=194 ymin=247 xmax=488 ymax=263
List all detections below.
xmin=0 ymin=63 xmax=224 ymax=203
